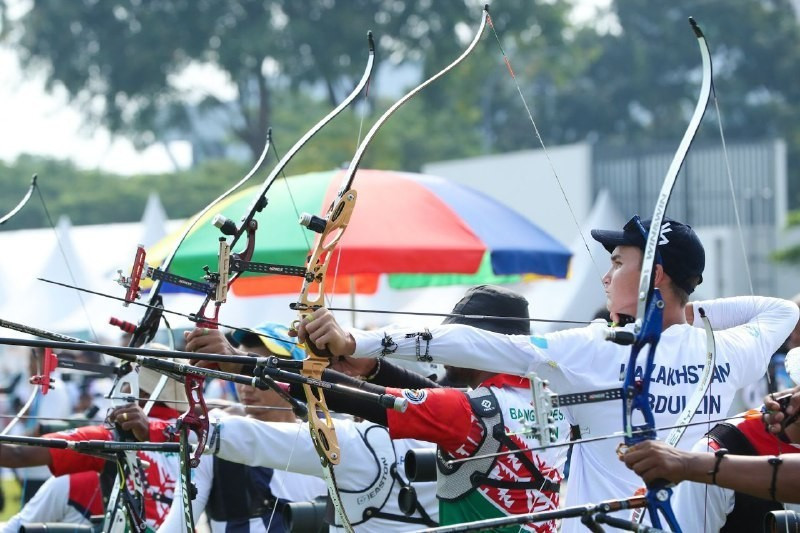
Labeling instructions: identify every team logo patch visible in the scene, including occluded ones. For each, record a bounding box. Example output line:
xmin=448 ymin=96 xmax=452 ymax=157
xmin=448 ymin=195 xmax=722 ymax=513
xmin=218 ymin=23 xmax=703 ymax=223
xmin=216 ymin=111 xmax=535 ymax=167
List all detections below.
xmin=743 ymin=324 xmax=760 ymax=338
xmin=402 ymin=389 xmax=428 ymax=404
xmin=530 ymin=335 xmax=548 ymax=349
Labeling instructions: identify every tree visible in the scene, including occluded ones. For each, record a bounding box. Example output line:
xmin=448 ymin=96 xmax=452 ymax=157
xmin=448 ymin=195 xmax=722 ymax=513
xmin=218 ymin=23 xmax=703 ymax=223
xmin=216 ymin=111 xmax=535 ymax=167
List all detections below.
xmin=0 ymin=0 xmax=576 ymax=166
xmin=545 ymin=0 xmax=800 ymax=204
xmin=0 ymin=0 xmax=408 ymax=161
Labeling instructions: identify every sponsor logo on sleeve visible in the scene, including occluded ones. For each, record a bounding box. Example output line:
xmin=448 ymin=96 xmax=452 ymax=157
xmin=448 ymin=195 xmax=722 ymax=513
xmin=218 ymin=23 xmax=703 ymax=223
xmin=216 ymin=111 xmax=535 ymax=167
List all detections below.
xmin=402 ymin=389 xmax=428 ymax=404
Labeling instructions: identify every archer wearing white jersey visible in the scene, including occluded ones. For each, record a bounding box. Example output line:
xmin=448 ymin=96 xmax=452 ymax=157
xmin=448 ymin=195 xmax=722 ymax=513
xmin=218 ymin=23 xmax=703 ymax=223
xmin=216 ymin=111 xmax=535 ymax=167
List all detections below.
xmin=181 ymin=323 xmax=437 ymax=532
xmin=297 ymin=216 xmax=799 ymax=533
xmin=162 ymin=323 xmax=326 ymax=533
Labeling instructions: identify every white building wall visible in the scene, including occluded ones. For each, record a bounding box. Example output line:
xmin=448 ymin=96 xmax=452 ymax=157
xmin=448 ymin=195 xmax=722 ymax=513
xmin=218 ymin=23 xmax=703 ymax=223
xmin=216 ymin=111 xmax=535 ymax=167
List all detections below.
xmin=426 ymin=139 xmax=795 ymax=300
xmin=424 ymin=143 xmax=593 ymax=248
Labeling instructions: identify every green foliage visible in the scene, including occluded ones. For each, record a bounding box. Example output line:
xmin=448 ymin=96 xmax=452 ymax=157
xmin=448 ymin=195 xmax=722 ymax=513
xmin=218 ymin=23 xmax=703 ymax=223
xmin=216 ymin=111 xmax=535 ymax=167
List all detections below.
xmin=787 ymin=210 xmax=800 ymax=228
xmin=0 ymin=477 xmax=21 ymax=521
xmin=551 ymin=0 xmax=800 ymax=206
xmin=0 ymin=155 xmax=250 ymax=231
xmin=0 ymin=0 xmax=512 ymax=162
xmin=772 ymin=245 xmax=800 ymax=264
xmin=562 ymin=0 xmax=800 ymax=144
xmin=3 ymin=0 xmax=800 ymax=233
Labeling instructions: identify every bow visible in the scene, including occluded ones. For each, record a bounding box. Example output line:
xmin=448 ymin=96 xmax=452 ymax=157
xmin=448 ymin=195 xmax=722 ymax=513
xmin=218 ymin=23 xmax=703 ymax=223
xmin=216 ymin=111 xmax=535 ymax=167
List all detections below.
xmin=600 ymin=18 xmax=713 ymax=532
xmin=288 ymin=7 xmax=490 ymax=530
xmin=1 ymin=175 xmax=110 ymax=436
xmin=524 ymin=18 xmax=713 ymax=532
xmin=0 ymin=176 xmax=42 ymax=432
xmin=111 ymin=97 xmax=284 ymax=533
xmin=0 ymin=175 xmax=37 ymax=225
xmin=107 ymin=116 xmax=279 ymax=533
xmin=110 ymin=32 xmax=377 ymax=531
xmin=466 ymin=15 xmax=715 ymax=532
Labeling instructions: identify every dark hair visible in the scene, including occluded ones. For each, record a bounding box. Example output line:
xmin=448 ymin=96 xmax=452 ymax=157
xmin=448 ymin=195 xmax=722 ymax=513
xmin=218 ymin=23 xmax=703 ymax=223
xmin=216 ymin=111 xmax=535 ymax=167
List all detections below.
xmin=234 ymin=331 xmax=262 ymax=349
xmin=669 ymin=273 xmax=701 ymax=306
xmin=593 ymin=308 xmax=612 ymax=322
xmin=225 ymin=330 xmax=239 ymax=347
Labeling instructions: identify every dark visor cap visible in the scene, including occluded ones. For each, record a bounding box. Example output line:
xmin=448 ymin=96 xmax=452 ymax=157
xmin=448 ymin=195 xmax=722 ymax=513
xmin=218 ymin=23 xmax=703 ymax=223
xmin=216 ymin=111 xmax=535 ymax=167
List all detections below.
xmin=442 ymin=284 xmax=530 ymax=335
xmin=590 ymin=216 xmax=705 ymax=294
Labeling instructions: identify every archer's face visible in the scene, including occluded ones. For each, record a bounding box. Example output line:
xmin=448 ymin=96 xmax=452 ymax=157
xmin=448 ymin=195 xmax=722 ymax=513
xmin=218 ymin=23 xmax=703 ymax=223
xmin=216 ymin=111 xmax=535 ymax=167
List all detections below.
xmin=444 ymin=365 xmax=476 ymax=388
xmin=602 ymin=245 xmax=642 ymax=320
xmin=235 ymin=382 xmax=288 ymax=421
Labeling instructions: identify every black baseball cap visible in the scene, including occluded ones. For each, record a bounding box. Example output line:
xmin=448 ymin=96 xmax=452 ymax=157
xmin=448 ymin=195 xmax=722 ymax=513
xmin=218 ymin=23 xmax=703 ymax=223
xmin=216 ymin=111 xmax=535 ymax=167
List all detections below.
xmin=442 ymin=285 xmax=530 ymax=335
xmin=590 ymin=215 xmax=705 ymax=294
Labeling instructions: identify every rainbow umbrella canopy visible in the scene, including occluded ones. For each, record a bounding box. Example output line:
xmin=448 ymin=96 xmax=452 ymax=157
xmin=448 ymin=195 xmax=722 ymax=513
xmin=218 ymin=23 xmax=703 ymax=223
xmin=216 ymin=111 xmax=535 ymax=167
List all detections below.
xmin=146 ymin=169 xmax=571 ymax=295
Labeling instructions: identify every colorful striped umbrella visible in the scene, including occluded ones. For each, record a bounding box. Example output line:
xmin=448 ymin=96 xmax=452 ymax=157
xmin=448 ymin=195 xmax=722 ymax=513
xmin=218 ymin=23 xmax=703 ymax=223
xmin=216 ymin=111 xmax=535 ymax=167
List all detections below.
xmin=146 ymin=169 xmax=571 ymax=295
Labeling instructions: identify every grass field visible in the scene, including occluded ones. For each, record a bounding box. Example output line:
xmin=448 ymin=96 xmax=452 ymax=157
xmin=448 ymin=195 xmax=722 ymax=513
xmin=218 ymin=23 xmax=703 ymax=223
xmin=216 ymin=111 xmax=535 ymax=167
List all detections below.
xmin=0 ymin=477 xmax=21 ymax=521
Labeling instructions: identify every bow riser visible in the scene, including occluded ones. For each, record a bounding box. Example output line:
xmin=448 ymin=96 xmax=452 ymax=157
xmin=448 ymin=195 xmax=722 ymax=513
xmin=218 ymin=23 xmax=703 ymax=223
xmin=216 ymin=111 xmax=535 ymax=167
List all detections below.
xmin=623 ymin=289 xmax=664 ymax=442
xmin=176 ymin=375 xmax=209 ymax=468
xmin=297 ymin=191 xmax=357 ymax=309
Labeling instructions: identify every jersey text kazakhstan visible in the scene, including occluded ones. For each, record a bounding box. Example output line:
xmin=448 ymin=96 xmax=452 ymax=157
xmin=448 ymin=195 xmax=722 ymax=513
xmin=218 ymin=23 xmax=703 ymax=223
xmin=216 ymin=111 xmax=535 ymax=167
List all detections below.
xmin=619 ymin=362 xmax=731 ymax=415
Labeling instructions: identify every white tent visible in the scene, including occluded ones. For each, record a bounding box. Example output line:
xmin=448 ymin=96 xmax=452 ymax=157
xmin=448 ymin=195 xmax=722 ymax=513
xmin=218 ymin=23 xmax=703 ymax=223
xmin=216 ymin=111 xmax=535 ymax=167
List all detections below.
xmin=0 ymin=190 xmax=624 ymax=343
xmin=2 ymin=216 xmax=94 ymax=328
xmin=0 ymin=218 xmax=181 ymax=341
xmin=139 ymin=192 xmax=168 ymax=248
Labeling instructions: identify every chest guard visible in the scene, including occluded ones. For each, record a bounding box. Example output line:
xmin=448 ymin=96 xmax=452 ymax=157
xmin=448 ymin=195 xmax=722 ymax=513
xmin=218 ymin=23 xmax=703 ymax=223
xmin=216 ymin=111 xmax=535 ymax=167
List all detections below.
xmin=330 ymin=424 xmax=435 ymax=527
xmin=435 ymin=386 xmax=560 ymax=502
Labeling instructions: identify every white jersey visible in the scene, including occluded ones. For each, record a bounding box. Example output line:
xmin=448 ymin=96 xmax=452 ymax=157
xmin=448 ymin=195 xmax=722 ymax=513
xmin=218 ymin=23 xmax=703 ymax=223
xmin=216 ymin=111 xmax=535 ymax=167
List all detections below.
xmin=349 ymin=296 xmax=798 ymax=533
xmin=205 ymin=415 xmax=439 ymax=533
xmin=3 ymin=475 xmax=89 ymax=533
xmin=157 ymin=448 xmax=325 ymax=533
xmin=13 ymin=375 xmax=73 ymax=484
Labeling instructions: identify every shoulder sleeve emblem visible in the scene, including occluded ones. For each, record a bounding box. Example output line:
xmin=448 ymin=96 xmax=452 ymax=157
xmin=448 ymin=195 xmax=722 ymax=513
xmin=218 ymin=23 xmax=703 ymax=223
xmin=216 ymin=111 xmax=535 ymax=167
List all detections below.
xmin=530 ymin=335 xmax=548 ymax=349
xmin=402 ymin=389 xmax=428 ymax=405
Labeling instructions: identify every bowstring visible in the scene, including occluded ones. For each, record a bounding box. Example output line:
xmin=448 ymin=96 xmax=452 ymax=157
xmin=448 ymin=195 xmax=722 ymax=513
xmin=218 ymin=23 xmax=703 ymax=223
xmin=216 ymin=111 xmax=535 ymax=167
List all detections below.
xmin=273 ymin=140 xmax=314 ymax=255
xmin=34 ymin=183 xmax=100 ymax=343
xmin=327 ymin=73 xmax=371 ymax=318
xmin=486 ymin=14 xmax=606 ymax=289
xmin=263 ymin=418 xmax=305 ymax=531
xmin=485 ymin=15 xmax=602 ymax=532
xmin=709 ymin=57 xmax=790 ymax=533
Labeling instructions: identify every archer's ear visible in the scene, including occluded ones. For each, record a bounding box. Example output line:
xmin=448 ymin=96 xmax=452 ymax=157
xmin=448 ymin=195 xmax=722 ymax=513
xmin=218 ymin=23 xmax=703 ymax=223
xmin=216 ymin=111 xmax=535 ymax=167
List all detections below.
xmin=653 ymin=263 xmax=666 ymax=287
